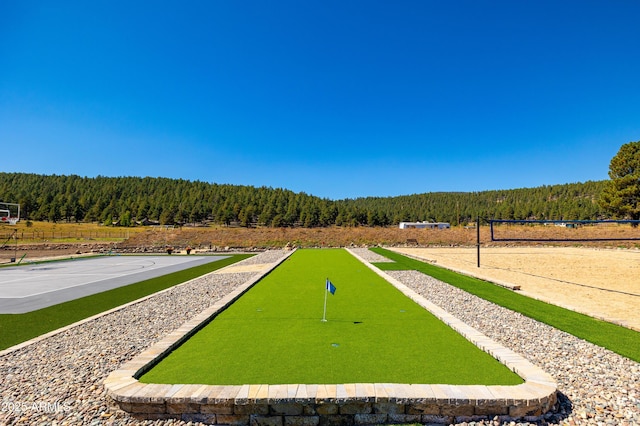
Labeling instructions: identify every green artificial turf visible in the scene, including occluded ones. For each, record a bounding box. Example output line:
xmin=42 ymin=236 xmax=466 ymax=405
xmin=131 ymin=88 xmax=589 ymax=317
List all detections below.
xmin=140 ymin=248 xmax=523 ymax=386
xmin=371 ymin=247 xmax=640 ymax=363
xmin=0 ymin=254 xmax=253 ymax=351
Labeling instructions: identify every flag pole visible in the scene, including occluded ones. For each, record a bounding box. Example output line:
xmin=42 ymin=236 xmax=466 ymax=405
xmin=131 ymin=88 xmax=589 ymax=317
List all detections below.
xmin=322 ymin=278 xmax=328 ymax=322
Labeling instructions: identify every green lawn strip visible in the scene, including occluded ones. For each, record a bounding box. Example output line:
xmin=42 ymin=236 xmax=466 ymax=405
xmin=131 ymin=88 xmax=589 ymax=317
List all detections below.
xmin=140 ymin=248 xmax=522 ymax=386
xmin=0 ymin=254 xmax=253 ymax=351
xmin=371 ymin=247 xmax=640 ymax=363
xmin=0 ymin=254 xmax=103 ymax=269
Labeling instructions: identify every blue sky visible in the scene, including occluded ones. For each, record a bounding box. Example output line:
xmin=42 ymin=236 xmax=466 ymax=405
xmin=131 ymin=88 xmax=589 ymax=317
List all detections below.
xmin=1 ymin=1 xmax=639 ymax=200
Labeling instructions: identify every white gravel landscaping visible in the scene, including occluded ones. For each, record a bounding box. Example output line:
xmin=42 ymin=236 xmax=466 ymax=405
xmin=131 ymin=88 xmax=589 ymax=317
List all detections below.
xmin=0 ymin=248 xmax=637 ymax=425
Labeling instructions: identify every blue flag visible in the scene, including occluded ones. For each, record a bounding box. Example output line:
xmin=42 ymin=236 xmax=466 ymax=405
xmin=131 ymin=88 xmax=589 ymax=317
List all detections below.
xmin=326 ymin=279 xmax=336 ymax=295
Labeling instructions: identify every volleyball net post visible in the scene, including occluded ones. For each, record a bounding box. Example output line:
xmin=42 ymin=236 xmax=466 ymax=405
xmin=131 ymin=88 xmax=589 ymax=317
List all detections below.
xmin=476 ymin=216 xmax=480 ymax=268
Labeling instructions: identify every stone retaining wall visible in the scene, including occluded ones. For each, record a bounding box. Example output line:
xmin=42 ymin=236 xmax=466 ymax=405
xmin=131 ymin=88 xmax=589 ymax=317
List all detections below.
xmin=108 ymin=381 xmax=557 ymax=425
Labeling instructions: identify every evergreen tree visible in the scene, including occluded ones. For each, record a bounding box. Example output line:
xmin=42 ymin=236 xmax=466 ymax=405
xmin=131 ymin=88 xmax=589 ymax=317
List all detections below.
xmin=599 ymin=141 xmax=640 ymax=221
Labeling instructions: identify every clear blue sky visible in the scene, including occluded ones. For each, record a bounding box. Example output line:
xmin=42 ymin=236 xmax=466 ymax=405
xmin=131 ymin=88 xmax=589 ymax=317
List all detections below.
xmin=2 ymin=1 xmax=639 ymax=200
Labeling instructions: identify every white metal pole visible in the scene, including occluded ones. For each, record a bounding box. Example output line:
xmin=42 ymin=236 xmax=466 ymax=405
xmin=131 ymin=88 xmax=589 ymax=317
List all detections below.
xmin=322 ymin=279 xmax=328 ymax=322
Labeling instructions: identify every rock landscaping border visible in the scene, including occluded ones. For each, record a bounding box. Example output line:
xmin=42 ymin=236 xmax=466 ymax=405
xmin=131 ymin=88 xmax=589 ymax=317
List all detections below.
xmin=104 ymin=248 xmax=557 ymax=424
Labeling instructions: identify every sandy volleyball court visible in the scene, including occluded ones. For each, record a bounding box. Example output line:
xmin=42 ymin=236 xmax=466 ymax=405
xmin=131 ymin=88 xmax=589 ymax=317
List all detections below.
xmin=390 ymin=246 xmax=640 ymax=331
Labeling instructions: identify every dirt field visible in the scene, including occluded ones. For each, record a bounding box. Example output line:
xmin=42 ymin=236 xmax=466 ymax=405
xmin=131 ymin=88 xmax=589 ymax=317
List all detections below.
xmin=391 ymin=246 xmax=640 ymax=331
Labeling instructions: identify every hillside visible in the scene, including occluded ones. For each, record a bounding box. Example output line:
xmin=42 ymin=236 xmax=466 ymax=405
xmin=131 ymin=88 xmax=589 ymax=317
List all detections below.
xmin=0 ymin=172 xmax=607 ymax=227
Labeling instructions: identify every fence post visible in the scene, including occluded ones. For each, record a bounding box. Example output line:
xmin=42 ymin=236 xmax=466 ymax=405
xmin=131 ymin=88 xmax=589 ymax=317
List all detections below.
xmin=476 ymin=216 xmax=481 ymax=268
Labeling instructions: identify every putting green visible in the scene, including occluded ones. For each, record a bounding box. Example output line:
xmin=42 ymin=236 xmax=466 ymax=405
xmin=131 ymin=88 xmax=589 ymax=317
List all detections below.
xmin=140 ymin=249 xmax=522 ymax=385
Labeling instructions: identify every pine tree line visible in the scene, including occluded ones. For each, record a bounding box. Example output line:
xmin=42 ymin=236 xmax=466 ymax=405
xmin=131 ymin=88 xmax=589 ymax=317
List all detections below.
xmin=0 ymin=173 xmax=607 ymax=227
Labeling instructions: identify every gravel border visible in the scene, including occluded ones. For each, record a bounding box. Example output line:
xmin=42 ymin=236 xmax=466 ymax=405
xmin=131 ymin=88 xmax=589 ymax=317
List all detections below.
xmin=0 ymin=250 xmax=287 ymax=425
xmin=352 ymin=248 xmax=640 ymax=425
xmin=1 ymin=248 xmax=638 ymax=425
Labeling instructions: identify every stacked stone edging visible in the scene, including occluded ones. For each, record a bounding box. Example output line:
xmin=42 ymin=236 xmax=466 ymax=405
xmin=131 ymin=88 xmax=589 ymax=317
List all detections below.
xmin=104 ymin=248 xmax=556 ymax=424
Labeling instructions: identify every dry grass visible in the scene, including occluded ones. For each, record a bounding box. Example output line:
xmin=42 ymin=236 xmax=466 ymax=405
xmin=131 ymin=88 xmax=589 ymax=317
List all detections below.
xmin=121 ymin=223 xmax=640 ymax=250
xmin=0 ymin=221 xmax=146 ymax=243
xmin=121 ymin=226 xmax=475 ymax=249
xmin=3 ymin=222 xmax=640 ymax=254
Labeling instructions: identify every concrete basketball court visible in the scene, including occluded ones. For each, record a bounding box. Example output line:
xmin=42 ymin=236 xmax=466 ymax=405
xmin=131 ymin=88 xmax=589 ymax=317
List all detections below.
xmin=0 ymin=255 xmax=229 ymax=314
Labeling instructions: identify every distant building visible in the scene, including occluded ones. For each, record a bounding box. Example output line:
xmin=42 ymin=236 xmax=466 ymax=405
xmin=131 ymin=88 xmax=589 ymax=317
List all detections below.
xmin=554 ymin=222 xmax=580 ymax=229
xmin=137 ymin=218 xmax=160 ymax=226
xmin=0 ymin=202 xmax=20 ymax=225
xmin=399 ymin=221 xmax=450 ymax=229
